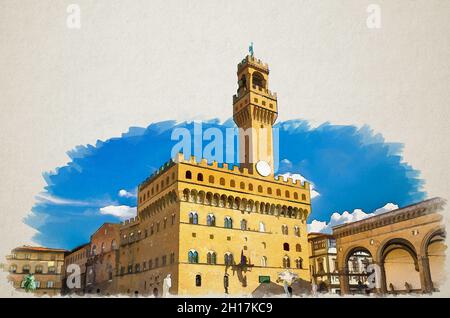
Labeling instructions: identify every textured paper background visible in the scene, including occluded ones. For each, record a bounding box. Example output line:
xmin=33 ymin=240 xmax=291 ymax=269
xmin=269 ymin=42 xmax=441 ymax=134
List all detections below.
xmin=0 ymin=0 xmax=449 ymax=296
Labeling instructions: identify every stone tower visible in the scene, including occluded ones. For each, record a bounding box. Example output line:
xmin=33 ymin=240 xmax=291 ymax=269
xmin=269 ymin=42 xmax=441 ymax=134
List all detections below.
xmin=232 ymin=55 xmax=278 ymax=176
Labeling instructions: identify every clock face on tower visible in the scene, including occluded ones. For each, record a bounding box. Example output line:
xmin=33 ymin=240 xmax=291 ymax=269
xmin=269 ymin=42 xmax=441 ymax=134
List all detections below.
xmin=256 ymin=160 xmax=271 ymax=177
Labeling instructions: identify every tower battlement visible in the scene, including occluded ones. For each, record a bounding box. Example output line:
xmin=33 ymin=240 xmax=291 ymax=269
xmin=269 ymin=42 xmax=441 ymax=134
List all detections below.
xmin=174 ymin=152 xmax=309 ymax=189
xmin=233 ymin=86 xmax=277 ymax=104
xmin=237 ymin=55 xmax=269 ymax=73
xmin=138 ymin=158 xmax=176 ymax=190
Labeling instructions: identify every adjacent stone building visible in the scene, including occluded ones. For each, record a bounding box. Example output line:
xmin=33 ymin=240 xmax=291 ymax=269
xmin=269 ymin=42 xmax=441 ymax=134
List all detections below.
xmin=62 ymin=243 xmax=90 ymax=294
xmin=334 ymin=197 xmax=446 ymax=295
xmin=308 ymin=233 xmax=340 ymax=293
xmin=85 ymin=223 xmax=120 ymax=295
xmin=5 ymin=246 xmax=67 ymax=296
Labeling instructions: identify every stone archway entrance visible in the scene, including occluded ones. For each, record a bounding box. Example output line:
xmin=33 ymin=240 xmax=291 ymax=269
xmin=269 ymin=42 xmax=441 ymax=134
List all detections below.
xmin=425 ymin=230 xmax=447 ymax=291
xmin=380 ymin=238 xmax=420 ymax=293
xmin=343 ymin=247 xmax=374 ymax=295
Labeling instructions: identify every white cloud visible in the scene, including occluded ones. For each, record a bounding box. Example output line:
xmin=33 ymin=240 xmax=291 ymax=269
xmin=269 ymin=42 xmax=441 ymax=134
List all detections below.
xmin=307 ymin=203 xmax=399 ymax=234
xmin=308 ymin=219 xmax=328 ymax=233
xmin=118 ymin=189 xmax=136 ymax=198
xmin=99 ymin=205 xmax=136 ymax=220
xmin=278 ymin=172 xmax=320 ymax=198
xmin=35 ymin=192 xmax=113 ymax=207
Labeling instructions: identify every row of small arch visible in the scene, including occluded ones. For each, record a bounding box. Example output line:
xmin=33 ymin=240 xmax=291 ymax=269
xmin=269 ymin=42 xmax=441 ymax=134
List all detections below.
xmin=185 ymin=171 xmax=307 ymax=201
xmin=182 ymin=188 xmax=308 ymax=220
xmin=139 ymin=191 xmax=178 ymax=219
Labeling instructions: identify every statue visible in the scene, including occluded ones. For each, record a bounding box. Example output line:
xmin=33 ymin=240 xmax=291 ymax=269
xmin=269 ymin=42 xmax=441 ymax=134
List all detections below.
xmin=162 ymin=274 xmax=172 ymax=297
xmin=23 ymin=274 xmax=36 ymax=292
xmin=389 ymin=283 xmax=395 ymax=294
xmin=249 ymin=42 xmax=254 ymax=57
xmin=311 ymin=281 xmax=317 ymax=296
xmin=405 ymin=282 xmax=411 ymax=293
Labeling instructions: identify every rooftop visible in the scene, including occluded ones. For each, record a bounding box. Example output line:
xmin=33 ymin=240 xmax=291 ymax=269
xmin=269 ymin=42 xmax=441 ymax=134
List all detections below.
xmin=12 ymin=245 xmax=68 ymax=253
xmin=332 ymin=197 xmax=445 ymax=237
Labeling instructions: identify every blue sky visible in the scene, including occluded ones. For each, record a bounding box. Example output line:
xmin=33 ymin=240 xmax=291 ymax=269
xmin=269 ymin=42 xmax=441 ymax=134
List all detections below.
xmin=25 ymin=119 xmax=426 ymax=249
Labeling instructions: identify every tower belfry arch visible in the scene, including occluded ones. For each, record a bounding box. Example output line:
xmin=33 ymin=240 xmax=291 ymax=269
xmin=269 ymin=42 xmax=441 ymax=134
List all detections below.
xmin=233 ymin=55 xmax=278 ymax=176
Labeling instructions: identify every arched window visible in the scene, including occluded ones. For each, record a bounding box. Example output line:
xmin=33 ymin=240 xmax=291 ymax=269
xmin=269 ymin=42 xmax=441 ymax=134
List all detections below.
xmin=9 ymin=265 xmax=17 ymax=273
xmin=230 ymin=180 xmax=236 ymax=187
xmin=197 ymin=173 xmax=203 ymax=181
xmin=283 ymin=243 xmax=290 ymax=251
xmin=48 ymin=266 xmax=55 ymax=273
xmin=224 ymin=253 xmax=234 ymax=266
xmin=285 ymin=190 xmax=290 ymax=198
xmin=281 ymin=225 xmax=288 ymax=235
xmin=224 ymin=217 xmax=233 ymax=229
xmin=259 ymin=222 xmax=266 ymax=232
xmin=248 ymin=184 xmax=253 ymax=191
xmin=240 ymin=182 xmax=245 ymax=190
xmin=207 ymin=214 xmax=216 ymax=226
xmin=193 ymin=213 xmax=198 ymax=224
xmin=188 ymin=250 xmax=199 ymax=264
xmin=101 ymin=242 xmax=105 ymax=253
xmin=283 ymin=256 xmax=291 ymax=268
xmin=252 ymin=72 xmax=265 ymax=88
xmin=111 ymin=239 xmax=117 ymax=250
xmin=35 ymin=265 xmax=43 ymax=274
xmin=301 ymin=194 xmax=306 ymax=200
xmin=195 ymin=274 xmax=202 ymax=287
xmin=189 ymin=212 xmax=198 ymax=224
xmin=91 ymin=245 xmax=97 ymax=256
xmin=296 ymin=244 xmax=302 ymax=252
xmin=185 ymin=171 xmax=192 ymax=179
xmin=220 ymin=178 xmax=225 ymax=186
xmin=47 ymin=281 xmax=54 ymax=288
xmin=296 ymin=258 xmax=303 ymax=269
xmin=207 ymin=252 xmax=217 ymax=265
xmin=267 ymin=188 xmax=272 ymax=195
xmin=240 ymin=219 xmax=247 ymax=230
xmin=258 ymin=185 xmax=263 ymax=193
xmin=238 ymin=74 xmax=247 ymax=90
xmin=294 ymin=192 xmax=299 ymax=200
xmin=294 ymin=226 xmax=300 ymax=237
xmin=261 ymin=256 xmax=267 ymax=267
xmin=209 ymin=175 xmax=214 ymax=183
xmin=276 ymin=189 xmax=281 ymax=196
xmin=108 ymin=266 xmax=113 ymax=280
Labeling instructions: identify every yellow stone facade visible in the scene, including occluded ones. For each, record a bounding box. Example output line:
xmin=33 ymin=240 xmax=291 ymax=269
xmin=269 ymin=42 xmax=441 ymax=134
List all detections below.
xmin=114 ymin=55 xmax=312 ymax=296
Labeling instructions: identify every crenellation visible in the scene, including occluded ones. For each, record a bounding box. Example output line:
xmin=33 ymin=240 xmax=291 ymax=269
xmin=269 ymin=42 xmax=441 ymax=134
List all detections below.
xmin=210 ymin=160 xmax=218 ymax=168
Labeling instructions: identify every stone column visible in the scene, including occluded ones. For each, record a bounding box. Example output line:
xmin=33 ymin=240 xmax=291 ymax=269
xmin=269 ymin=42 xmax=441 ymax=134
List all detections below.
xmin=377 ymin=261 xmax=387 ymax=295
xmin=418 ymin=255 xmax=433 ymax=293
xmin=339 ymin=267 xmax=349 ymax=295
